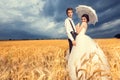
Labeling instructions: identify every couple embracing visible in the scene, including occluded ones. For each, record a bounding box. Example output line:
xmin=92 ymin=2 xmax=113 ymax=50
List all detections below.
xmin=64 ymin=7 xmax=112 ymax=80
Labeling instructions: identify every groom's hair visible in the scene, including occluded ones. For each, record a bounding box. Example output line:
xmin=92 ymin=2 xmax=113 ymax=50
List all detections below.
xmin=66 ymin=8 xmax=73 ymax=16
xmin=82 ymin=14 xmax=89 ymax=22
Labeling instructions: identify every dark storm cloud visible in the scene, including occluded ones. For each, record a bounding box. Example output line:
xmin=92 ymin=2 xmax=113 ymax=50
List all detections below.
xmin=42 ymin=0 xmax=120 ymax=38
xmin=0 ymin=20 xmax=48 ymax=40
xmin=0 ymin=0 xmax=61 ymax=40
xmin=0 ymin=0 xmax=120 ymax=40
xmin=43 ymin=0 xmax=120 ymax=22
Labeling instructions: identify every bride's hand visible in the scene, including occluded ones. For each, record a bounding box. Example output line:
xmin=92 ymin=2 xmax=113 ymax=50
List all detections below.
xmin=76 ymin=23 xmax=80 ymax=34
xmin=76 ymin=26 xmax=79 ymax=34
xmin=76 ymin=23 xmax=80 ymax=27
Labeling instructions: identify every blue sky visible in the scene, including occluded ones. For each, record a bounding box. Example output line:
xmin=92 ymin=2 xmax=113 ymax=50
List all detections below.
xmin=0 ymin=0 xmax=120 ymax=40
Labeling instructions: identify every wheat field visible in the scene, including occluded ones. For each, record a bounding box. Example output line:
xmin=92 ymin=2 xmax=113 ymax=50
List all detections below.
xmin=0 ymin=38 xmax=119 ymax=80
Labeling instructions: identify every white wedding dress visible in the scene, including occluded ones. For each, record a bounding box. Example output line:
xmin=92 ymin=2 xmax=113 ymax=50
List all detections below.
xmin=68 ymin=27 xmax=111 ymax=80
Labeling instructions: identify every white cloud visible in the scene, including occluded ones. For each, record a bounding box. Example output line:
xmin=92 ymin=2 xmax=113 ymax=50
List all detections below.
xmin=99 ymin=19 xmax=120 ymax=30
xmin=0 ymin=0 xmax=65 ymax=38
xmin=88 ymin=19 xmax=120 ymax=33
xmin=0 ymin=0 xmax=45 ymax=22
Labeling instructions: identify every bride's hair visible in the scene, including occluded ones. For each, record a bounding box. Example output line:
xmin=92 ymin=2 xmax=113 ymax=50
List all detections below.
xmin=82 ymin=14 xmax=89 ymax=22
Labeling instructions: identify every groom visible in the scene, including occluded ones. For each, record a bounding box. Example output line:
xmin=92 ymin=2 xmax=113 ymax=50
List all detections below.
xmin=64 ymin=8 xmax=77 ymax=53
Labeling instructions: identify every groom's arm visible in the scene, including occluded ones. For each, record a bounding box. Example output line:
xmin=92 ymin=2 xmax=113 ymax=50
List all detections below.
xmin=65 ymin=19 xmax=74 ymax=41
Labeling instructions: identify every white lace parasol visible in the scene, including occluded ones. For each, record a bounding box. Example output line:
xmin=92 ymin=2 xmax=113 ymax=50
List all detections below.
xmin=76 ymin=5 xmax=98 ymax=25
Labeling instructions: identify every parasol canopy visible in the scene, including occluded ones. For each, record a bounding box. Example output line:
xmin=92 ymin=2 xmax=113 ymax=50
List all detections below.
xmin=76 ymin=5 xmax=98 ymax=25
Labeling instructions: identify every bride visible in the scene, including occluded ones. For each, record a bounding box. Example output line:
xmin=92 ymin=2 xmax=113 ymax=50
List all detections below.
xmin=68 ymin=14 xmax=112 ymax=80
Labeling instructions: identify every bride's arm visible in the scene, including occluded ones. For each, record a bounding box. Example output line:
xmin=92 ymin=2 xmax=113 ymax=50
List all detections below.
xmin=76 ymin=23 xmax=80 ymax=33
xmin=76 ymin=22 xmax=86 ymax=34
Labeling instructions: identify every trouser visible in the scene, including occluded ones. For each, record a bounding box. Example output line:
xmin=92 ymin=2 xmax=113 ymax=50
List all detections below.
xmin=68 ymin=39 xmax=73 ymax=54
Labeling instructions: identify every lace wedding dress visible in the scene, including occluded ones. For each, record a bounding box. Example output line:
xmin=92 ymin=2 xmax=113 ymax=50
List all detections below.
xmin=68 ymin=27 xmax=111 ymax=80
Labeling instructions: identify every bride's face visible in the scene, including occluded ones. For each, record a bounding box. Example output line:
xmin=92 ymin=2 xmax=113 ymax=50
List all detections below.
xmin=81 ymin=17 xmax=87 ymax=23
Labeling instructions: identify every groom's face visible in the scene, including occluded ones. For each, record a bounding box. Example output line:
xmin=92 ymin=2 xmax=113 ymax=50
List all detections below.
xmin=67 ymin=10 xmax=73 ymax=18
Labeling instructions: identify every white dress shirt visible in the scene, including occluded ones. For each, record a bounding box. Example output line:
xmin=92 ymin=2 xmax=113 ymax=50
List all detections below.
xmin=65 ymin=17 xmax=76 ymax=41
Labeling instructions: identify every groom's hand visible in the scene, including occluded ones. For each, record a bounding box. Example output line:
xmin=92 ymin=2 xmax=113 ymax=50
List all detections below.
xmin=72 ymin=40 xmax=76 ymax=46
